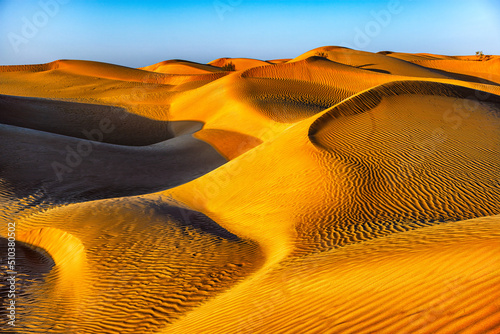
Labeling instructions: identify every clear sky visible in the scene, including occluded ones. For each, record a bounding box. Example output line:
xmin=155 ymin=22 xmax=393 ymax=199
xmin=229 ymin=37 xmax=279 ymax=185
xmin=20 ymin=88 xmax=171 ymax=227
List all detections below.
xmin=1 ymin=0 xmax=499 ymax=67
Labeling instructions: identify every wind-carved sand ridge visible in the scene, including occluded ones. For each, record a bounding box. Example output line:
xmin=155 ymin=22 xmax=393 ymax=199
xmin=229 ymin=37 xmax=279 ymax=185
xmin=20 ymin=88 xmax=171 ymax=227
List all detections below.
xmin=0 ymin=46 xmax=499 ymax=333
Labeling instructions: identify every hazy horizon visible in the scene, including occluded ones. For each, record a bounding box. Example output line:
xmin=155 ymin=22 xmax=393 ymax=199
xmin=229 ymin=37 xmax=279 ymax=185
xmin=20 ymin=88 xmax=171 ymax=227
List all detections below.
xmin=1 ymin=0 xmax=499 ymax=68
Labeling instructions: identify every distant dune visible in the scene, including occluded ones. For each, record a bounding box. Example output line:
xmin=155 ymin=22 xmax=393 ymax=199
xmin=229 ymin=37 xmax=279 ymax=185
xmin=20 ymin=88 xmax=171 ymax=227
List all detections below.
xmin=208 ymin=57 xmax=273 ymax=71
xmin=1 ymin=46 xmax=499 ymax=333
xmin=140 ymin=59 xmax=224 ymax=75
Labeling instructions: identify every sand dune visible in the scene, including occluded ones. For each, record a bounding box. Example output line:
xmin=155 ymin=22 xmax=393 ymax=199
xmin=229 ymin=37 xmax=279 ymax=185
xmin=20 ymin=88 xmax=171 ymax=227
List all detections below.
xmin=140 ymin=59 xmax=224 ymax=75
xmin=163 ymin=215 xmax=500 ymax=334
xmin=383 ymin=52 xmax=500 ymax=84
xmin=292 ymin=46 xmax=450 ymax=78
xmin=267 ymin=59 xmax=292 ymax=64
xmin=1 ymin=198 xmax=263 ymax=333
xmin=208 ymin=58 xmax=273 ymax=71
xmin=407 ymin=58 xmax=500 ymax=85
xmin=0 ymin=123 xmax=226 ymax=201
xmin=1 ymin=46 xmax=499 ymax=333
xmin=0 ymin=59 xmax=173 ymax=83
xmin=0 ymin=93 xmax=192 ymax=145
xmin=0 ymin=60 xmax=228 ymax=104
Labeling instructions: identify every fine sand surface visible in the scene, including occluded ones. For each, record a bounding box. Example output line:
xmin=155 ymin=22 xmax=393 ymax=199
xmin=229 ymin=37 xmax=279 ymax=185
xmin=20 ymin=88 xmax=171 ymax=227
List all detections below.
xmin=0 ymin=46 xmax=499 ymax=333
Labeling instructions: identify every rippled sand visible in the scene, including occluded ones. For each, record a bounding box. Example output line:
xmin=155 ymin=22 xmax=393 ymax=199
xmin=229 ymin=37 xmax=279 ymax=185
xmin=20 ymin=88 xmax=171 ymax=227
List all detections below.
xmin=1 ymin=46 xmax=499 ymax=333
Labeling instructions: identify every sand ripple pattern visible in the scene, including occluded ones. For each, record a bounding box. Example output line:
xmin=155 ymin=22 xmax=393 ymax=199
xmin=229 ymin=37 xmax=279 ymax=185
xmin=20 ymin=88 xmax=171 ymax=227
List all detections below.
xmin=0 ymin=46 xmax=499 ymax=333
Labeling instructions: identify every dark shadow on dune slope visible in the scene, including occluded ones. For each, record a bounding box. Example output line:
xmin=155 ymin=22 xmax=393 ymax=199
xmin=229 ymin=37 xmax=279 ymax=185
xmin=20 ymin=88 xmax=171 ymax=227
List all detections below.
xmin=428 ymin=67 xmax=499 ymax=86
xmin=0 ymin=238 xmax=55 ymax=332
xmin=0 ymin=123 xmax=227 ymax=203
xmin=401 ymin=62 xmax=500 ymax=86
xmin=356 ymin=64 xmax=391 ymax=74
xmin=137 ymin=200 xmax=241 ymax=241
xmin=0 ymin=94 xmax=203 ymax=146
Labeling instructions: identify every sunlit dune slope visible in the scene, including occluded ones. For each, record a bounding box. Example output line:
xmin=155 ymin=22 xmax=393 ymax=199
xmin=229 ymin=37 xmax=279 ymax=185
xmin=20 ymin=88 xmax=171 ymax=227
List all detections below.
xmin=163 ymin=215 xmax=500 ymax=334
xmin=0 ymin=59 xmax=173 ymax=83
xmin=140 ymin=59 xmax=223 ymax=75
xmin=0 ymin=46 xmax=499 ymax=334
xmin=208 ymin=57 xmax=273 ymax=71
xmin=193 ymin=129 xmax=263 ymax=160
xmin=385 ymin=51 xmax=500 ymax=62
xmin=267 ymin=58 xmax=292 ymax=64
xmin=0 ymin=59 xmax=227 ymax=103
xmin=1 ymin=197 xmax=264 ymax=333
xmin=236 ymin=56 xmax=401 ymax=122
xmin=292 ymin=46 xmax=449 ymax=78
xmin=408 ymin=58 xmax=500 ymax=85
xmin=166 ymin=80 xmax=500 ymax=261
xmin=159 ymin=80 xmax=500 ymax=333
xmin=167 ymin=56 xmax=400 ymax=140
xmin=383 ymin=52 xmax=500 ymax=84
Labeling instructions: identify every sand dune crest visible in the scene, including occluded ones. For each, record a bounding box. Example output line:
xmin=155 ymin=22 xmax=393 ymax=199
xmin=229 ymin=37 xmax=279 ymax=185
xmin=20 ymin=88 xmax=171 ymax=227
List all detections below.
xmin=0 ymin=46 xmax=499 ymax=333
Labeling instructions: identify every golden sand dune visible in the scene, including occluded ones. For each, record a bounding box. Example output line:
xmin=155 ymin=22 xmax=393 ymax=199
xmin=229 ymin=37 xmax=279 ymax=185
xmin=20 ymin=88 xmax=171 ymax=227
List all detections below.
xmin=0 ymin=59 xmax=173 ymax=83
xmin=384 ymin=52 xmax=500 ymax=84
xmin=208 ymin=58 xmax=273 ymax=71
xmin=140 ymin=60 xmax=223 ymax=75
xmin=0 ymin=46 xmax=499 ymax=333
xmin=0 ymin=59 xmax=227 ymax=103
xmin=292 ymin=46 xmax=449 ymax=78
xmin=166 ymin=80 xmax=500 ymax=259
xmin=408 ymin=58 xmax=500 ymax=85
xmin=1 ymin=199 xmax=263 ymax=333
xmin=268 ymin=59 xmax=292 ymax=64
xmin=163 ymin=215 xmax=500 ymax=334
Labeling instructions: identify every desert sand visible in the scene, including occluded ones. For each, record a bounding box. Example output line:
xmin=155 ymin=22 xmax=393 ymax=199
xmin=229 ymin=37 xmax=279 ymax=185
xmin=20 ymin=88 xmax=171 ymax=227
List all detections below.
xmin=0 ymin=46 xmax=499 ymax=333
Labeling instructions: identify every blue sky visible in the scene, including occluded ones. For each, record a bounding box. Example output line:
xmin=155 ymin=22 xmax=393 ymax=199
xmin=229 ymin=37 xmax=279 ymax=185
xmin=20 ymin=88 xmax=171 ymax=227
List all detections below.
xmin=0 ymin=0 xmax=499 ymax=67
